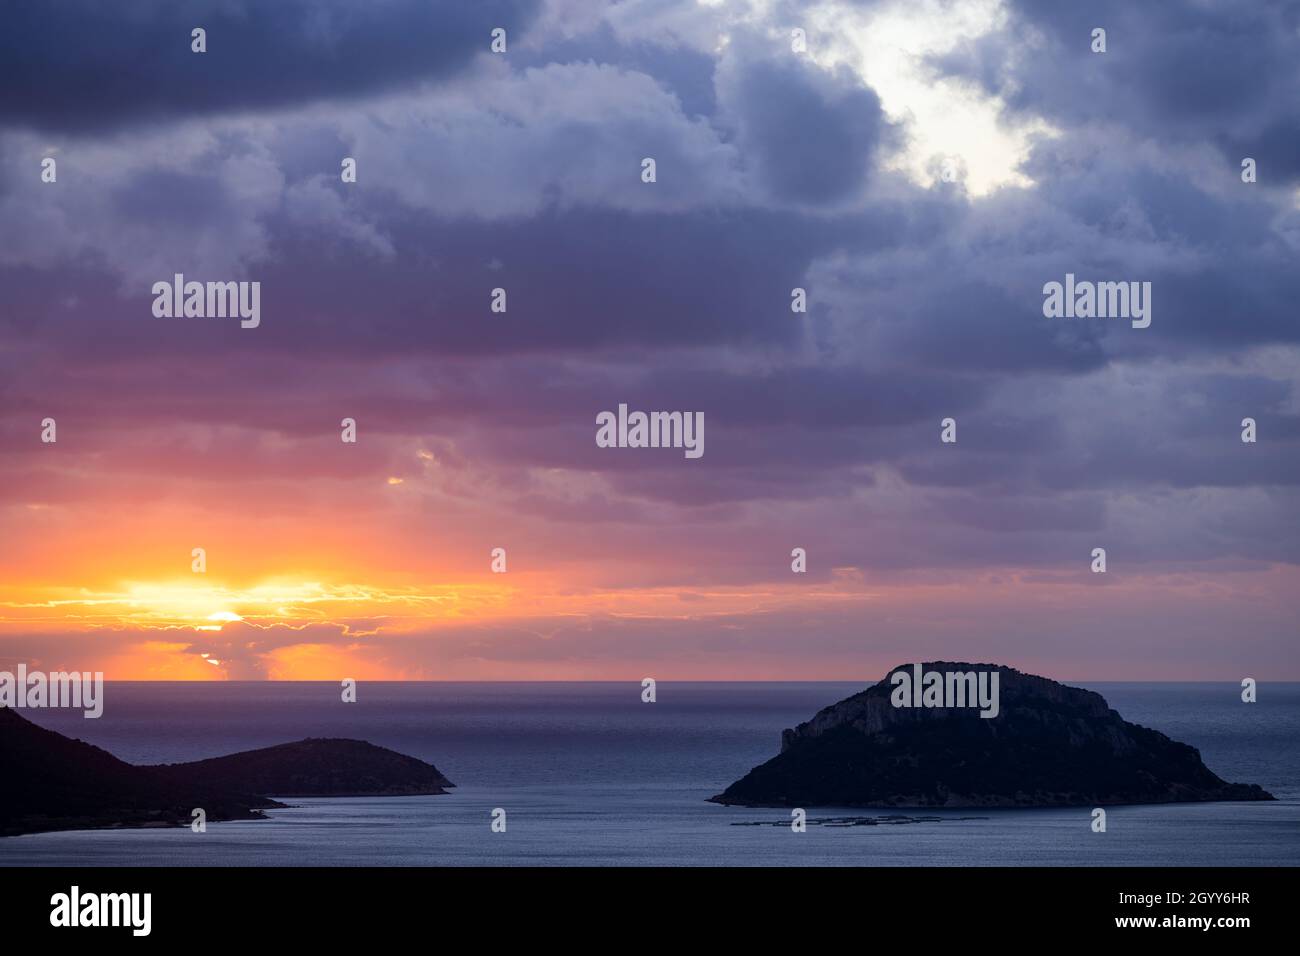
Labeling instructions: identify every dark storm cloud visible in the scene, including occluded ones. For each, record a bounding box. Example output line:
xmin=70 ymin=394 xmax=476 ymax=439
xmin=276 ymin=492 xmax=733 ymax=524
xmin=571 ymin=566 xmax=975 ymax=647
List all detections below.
xmin=0 ymin=0 xmax=540 ymax=131
xmin=2 ymin=0 xmax=1299 ymax=578
xmin=510 ymin=22 xmax=721 ymax=120
xmin=822 ymin=141 xmax=1300 ymax=380
xmin=0 ymin=202 xmax=907 ymax=360
xmin=934 ymin=0 xmax=1300 ymax=183
xmin=718 ymin=42 xmax=897 ymax=203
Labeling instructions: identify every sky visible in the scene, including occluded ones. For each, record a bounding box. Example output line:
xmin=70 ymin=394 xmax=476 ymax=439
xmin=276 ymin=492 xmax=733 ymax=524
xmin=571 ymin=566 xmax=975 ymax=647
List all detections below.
xmin=1 ymin=0 xmax=1298 ymax=681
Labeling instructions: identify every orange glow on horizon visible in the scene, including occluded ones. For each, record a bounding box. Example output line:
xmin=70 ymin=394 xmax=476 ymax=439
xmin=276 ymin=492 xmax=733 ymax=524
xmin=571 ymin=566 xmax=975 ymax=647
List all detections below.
xmin=4 ymin=562 xmax=1297 ymax=680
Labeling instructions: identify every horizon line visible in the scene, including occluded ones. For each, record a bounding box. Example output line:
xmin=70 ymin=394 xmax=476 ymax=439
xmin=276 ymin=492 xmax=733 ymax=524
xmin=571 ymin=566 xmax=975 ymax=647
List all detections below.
xmin=26 ymin=677 xmax=1296 ymax=684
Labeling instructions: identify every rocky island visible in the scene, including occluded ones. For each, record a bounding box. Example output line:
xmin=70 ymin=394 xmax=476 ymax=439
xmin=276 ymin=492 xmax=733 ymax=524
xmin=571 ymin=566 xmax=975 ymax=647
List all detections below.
xmin=711 ymin=662 xmax=1274 ymax=809
xmin=0 ymin=708 xmax=454 ymax=837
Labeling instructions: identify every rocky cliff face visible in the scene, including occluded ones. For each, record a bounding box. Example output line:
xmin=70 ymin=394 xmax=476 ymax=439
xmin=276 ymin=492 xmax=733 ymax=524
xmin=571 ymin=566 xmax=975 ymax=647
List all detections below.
xmin=711 ymin=662 xmax=1275 ymax=809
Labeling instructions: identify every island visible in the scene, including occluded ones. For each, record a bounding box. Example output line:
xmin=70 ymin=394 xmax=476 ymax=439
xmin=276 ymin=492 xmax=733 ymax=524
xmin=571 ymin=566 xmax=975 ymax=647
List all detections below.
xmin=0 ymin=707 xmax=454 ymax=837
xmin=710 ymin=662 xmax=1275 ymax=809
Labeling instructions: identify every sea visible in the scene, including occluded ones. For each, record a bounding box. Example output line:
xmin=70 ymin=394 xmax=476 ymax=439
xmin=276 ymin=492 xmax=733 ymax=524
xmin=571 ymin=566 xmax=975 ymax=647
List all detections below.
xmin=2 ymin=681 xmax=1298 ymax=866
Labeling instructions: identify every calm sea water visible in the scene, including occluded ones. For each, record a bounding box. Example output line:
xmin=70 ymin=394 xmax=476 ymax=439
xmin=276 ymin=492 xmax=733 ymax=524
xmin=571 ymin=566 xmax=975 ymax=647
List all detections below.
xmin=3 ymin=682 xmax=1298 ymax=866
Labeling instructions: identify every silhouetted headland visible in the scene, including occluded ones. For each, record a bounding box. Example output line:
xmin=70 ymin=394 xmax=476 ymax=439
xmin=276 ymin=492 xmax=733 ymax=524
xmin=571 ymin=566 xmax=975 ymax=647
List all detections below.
xmin=0 ymin=708 xmax=453 ymax=837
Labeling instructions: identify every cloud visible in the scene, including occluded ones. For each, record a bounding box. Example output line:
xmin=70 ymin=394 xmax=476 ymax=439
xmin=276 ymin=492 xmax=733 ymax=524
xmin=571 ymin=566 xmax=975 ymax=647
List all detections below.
xmin=714 ymin=32 xmax=898 ymax=204
xmin=934 ymin=0 xmax=1300 ymax=184
xmin=0 ymin=0 xmax=542 ymax=130
xmin=2 ymin=0 xmax=1299 ymax=677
